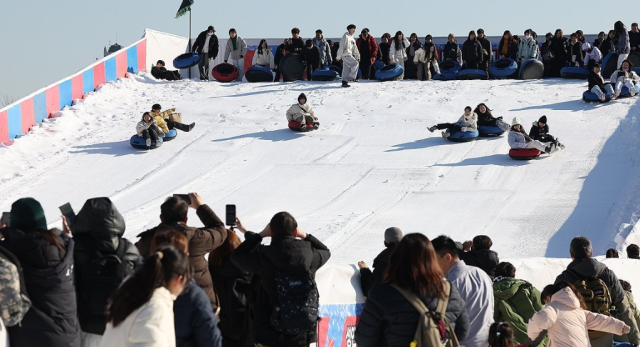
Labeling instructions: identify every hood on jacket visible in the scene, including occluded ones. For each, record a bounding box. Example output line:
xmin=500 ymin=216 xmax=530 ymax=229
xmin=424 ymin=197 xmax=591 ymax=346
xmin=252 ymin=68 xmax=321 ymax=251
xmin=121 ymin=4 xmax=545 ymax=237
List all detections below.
xmin=551 ymin=286 xmax=581 ymax=309
xmin=263 ymin=237 xmax=314 ymax=274
xmin=567 ymin=257 xmax=606 ymax=278
xmin=72 ymin=198 xmax=125 ymax=239
xmin=493 ymin=278 xmax=531 ymax=300
xmin=372 ymin=246 xmax=395 ymax=269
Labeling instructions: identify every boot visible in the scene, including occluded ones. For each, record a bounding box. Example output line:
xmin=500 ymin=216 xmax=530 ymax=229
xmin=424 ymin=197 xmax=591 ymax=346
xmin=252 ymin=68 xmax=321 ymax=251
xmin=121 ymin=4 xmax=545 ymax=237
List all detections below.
xmin=545 ymin=146 xmax=552 ymax=154
xmin=441 ymin=131 xmax=450 ymax=139
xmin=342 ymin=81 xmax=351 ymax=88
xmin=300 ymin=123 xmax=307 ymax=131
xmin=428 ymin=126 xmax=437 ymax=133
xmin=146 ymin=138 xmax=151 ymax=147
xmin=313 ymin=122 xmax=319 ymax=130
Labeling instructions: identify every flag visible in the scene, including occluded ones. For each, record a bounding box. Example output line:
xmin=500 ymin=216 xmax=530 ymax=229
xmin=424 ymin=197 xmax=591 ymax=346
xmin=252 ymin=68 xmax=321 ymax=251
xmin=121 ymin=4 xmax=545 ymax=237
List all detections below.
xmin=175 ymin=0 xmax=194 ymax=19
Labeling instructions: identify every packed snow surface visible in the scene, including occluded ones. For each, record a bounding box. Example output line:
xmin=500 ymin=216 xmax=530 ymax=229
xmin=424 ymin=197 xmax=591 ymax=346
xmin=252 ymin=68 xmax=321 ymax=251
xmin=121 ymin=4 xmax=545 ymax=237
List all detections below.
xmin=2 ymin=74 xmax=640 ymax=263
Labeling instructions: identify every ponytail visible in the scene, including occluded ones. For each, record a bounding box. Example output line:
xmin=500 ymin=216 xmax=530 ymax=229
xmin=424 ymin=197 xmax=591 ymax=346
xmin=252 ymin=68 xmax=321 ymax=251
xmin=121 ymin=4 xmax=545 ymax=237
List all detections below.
xmin=488 ymin=322 xmax=514 ymax=347
xmin=106 ymin=245 xmax=189 ymax=327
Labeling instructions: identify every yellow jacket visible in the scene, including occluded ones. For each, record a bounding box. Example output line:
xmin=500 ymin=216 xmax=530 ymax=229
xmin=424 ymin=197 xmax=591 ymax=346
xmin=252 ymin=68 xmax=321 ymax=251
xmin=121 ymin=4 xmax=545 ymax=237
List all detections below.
xmin=149 ymin=109 xmax=173 ymax=133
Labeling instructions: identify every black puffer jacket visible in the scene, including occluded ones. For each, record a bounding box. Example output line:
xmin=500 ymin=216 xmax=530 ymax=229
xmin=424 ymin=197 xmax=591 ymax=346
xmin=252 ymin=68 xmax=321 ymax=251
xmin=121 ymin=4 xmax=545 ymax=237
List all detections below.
xmin=462 ymin=39 xmax=483 ymax=63
xmin=499 ymin=39 xmax=518 ymax=60
xmin=478 ymin=37 xmax=493 ymax=62
xmin=1 ymin=228 xmax=80 ymax=347
xmin=231 ymin=232 xmax=331 ymax=347
xmin=360 ymin=246 xmax=395 ymax=296
xmin=529 ymin=123 xmax=551 ymax=142
xmin=71 ymin=197 xmax=141 ymax=335
xmin=550 ymin=36 xmax=568 ymax=63
xmin=355 ymin=282 xmax=469 ymax=347
xmin=192 ymin=30 xmax=219 ymax=59
xmin=460 ymin=249 xmax=499 ymax=277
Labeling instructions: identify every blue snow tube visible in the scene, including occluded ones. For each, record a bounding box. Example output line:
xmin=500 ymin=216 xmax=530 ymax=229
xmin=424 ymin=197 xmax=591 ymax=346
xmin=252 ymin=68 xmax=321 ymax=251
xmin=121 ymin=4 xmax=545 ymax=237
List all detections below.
xmin=489 ymin=58 xmax=518 ymax=79
xmin=561 ymin=67 xmax=589 ymax=79
xmin=447 ymin=129 xmax=479 ymax=142
xmin=130 ymin=135 xmax=163 ymax=149
xmin=373 ymin=60 xmax=385 ymax=70
xmin=162 ymin=129 xmax=178 ymax=142
xmin=173 ymin=52 xmax=200 ymax=69
xmin=519 ymin=59 xmax=544 ymax=80
xmin=478 ymin=125 xmax=505 ymax=137
xmin=582 ymin=91 xmax=608 ymax=102
xmin=634 ymin=67 xmax=640 ymax=75
xmin=602 ymin=52 xmax=618 ymax=79
xmin=245 ymin=65 xmax=273 ymax=82
xmin=619 ymin=86 xmax=639 ymax=98
xmin=457 ymin=69 xmax=488 ymax=80
xmin=434 ymin=60 xmax=461 ymax=80
xmin=328 ymin=65 xmax=362 ymax=79
xmin=375 ymin=64 xmax=404 ymax=81
xmin=311 ymin=67 xmax=339 ymax=81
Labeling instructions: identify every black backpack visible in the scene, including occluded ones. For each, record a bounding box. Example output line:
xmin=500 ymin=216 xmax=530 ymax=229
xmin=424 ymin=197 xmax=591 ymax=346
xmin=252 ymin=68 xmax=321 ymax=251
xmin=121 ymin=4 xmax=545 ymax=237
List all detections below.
xmin=270 ymin=271 xmax=319 ymax=335
xmin=81 ymin=240 xmax=131 ymax=318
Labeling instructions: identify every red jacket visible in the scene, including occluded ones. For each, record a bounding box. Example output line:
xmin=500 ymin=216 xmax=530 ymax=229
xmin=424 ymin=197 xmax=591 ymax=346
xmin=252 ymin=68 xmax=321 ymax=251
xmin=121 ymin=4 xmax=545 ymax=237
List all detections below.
xmin=356 ymin=35 xmax=379 ymax=65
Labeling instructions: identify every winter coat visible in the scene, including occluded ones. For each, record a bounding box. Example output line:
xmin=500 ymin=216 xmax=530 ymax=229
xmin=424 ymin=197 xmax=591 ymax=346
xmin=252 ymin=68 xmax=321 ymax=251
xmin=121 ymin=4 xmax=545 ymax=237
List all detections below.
xmin=193 ymin=31 xmax=219 ymax=59
xmin=286 ymin=103 xmax=315 ymax=122
xmin=455 ymin=112 xmax=478 ymax=131
xmin=570 ymin=41 xmax=584 ymax=66
xmin=518 ymin=38 xmax=539 ymax=60
xmin=354 ymin=281 xmax=470 ymax=347
xmin=151 ymin=66 xmax=180 ymax=81
xmin=210 ymin=254 xmax=255 ymax=346
xmin=589 ymin=71 xmax=607 ymax=91
xmin=71 ymin=198 xmax=142 ymax=335
xmin=303 ymin=46 xmax=321 ymax=70
xmin=136 ymin=205 xmax=227 ymax=310
xmin=136 ymin=116 xmax=165 ymax=138
xmin=617 ymin=30 xmax=631 ymax=54
xmin=499 ymin=39 xmax=518 ymax=60
xmin=475 ymin=109 xmax=498 ymax=126
xmin=584 ymin=47 xmax=603 ymax=68
xmin=610 ymin=69 xmax=640 ymax=85
xmin=379 ymin=42 xmax=391 ymax=65
xmin=230 ymin=232 xmax=331 ymax=347
xmin=285 ymin=37 xmax=306 ymax=54
xmin=150 ymin=109 xmax=174 ymax=134
xmin=0 ymin=228 xmax=80 ymax=347
xmin=528 ymin=287 xmax=628 ymax=347
xmin=413 ymin=47 xmax=438 ymax=65
xmin=100 ymin=287 xmax=176 ymax=347
xmin=462 ymin=39 xmax=483 ymax=64
xmin=508 ymin=130 xmax=532 ymax=149
xmin=630 ymin=30 xmax=640 ymax=50
xmin=493 ymin=278 xmax=544 ymax=345
xmin=389 ymin=37 xmax=410 ymax=63
xmin=174 ymin=280 xmax=222 ymax=347
xmin=460 ymin=249 xmax=499 ymax=277
xmin=274 ymin=43 xmax=286 ymax=67
xmin=478 ymin=37 xmax=493 ymax=62
xmin=224 ymin=36 xmax=248 ymax=61
xmin=356 ymin=35 xmax=379 ymax=65
xmin=252 ymin=49 xmax=275 ymax=69
xmin=337 ymin=32 xmax=360 ymax=61
xmin=602 ymin=36 xmax=617 ymax=56
xmin=529 ymin=122 xmax=551 ymax=142
xmin=550 ymin=36 xmax=569 ymax=63
xmin=555 ymin=257 xmax=640 ymax=344
xmin=313 ymin=36 xmax=332 ymax=66
xmin=359 ymin=246 xmax=395 ymax=297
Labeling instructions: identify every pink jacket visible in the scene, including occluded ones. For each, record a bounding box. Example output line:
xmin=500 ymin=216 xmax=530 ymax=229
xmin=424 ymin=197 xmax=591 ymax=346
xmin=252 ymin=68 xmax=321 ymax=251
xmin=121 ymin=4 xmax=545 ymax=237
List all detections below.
xmin=527 ymin=287 xmax=627 ymax=347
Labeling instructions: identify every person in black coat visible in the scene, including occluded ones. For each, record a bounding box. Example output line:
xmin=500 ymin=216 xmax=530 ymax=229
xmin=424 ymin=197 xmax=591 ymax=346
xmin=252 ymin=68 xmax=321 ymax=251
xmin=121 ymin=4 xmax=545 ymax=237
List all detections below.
xmin=459 ymin=235 xmax=499 ymax=278
xmin=404 ymin=33 xmax=421 ymax=79
xmin=70 ymin=197 xmax=141 ymax=336
xmin=302 ymin=40 xmax=321 ymax=79
xmin=477 ymin=28 xmax=493 ymax=74
xmin=569 ymin=33 xmax=584 ymax=67
xmin=444 ymin=34 xmax=462 ymax=64
xmin=0 ymin=198 xmax=80 ymax=347
xmin=602 ymin=30 xmax=618 ymax=56
xmin=529 ymin=115 xmax=554 ymax=142
xmin=630 ymin=23 xmax=640 ymax=52
xmin=151 ymin=60 xmax=181 ymax=81
xmin=594 ymin=31 xmax=607 ymax=52
xmin=231 ymin=212 xmax=330 ymax=347
xmin=462 ymin=30 xmax=483 ymax=69
xmin=355 ymin=234 xmax=469 ymax=346
xmin=499 ymin=30 xmax=518 ymax=60
xmin=379 ymin=33 xmax=391 ymax=65
xmin=548 ymin=29 xmax=569 ymax=77
xmin=192 ymin=26 xmax=220 ymax=80
xmin=285 ymin=27 xmax=305 ymax=54
xmin=358 ymin=227 xmax=403 ymax=297
xmin=273 ymin=39 xmax=288 ymax=82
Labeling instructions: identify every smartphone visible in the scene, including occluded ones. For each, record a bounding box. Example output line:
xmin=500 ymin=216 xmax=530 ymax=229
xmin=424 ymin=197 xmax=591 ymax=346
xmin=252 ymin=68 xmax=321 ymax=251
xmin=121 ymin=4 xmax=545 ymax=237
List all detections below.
xmin=1 ymin=212 xmax=10 ymax=226
xmin=173 ymin=194 xmax=191 ymax=205
xmin=59 ymin=203 xmax=76 ymax=223
xmin=225 ymin=205 xmax=236 ymax=226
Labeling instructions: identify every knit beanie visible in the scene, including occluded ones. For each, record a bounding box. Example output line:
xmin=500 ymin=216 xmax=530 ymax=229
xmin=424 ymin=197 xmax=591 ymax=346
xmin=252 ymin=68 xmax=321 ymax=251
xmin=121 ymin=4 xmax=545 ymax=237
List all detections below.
xmin=10 ymin=198 xmax=47 ymax=232
xmin=538 ymin=115 xmax=547 ymax=124
xmin=512 ymin=117 xmax=521 ymax=126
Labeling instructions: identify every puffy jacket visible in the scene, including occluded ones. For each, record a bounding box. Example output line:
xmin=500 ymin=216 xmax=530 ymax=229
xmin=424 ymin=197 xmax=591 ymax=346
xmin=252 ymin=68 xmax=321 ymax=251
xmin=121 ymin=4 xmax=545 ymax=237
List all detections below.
xmin=224 ymin=36 xmax=247 ymax=61
xmin=174 ymin=280 xmax=222 ymax=347
xmin=100 ymin=287 xmax=176 ymax=347
xmin=313 ymin=36 xmax=332 ymax=66
xmin=136 ymin=115 xmax=165 ymax=138
xmin=462 ymin=39 xmax=483 ymax=63
xmin=337 ymin=32 xmax=360 ymax=61
xmin=518 ymin=38 xmax=539 ymax=60
xmin=389 ymin=37 xmax=410 ymax=63
xmin=529 ymin=122 xmax=551 ymax=142
xmin=499 ymin=39 xmax=518 ymax=59
xmin=617 ymin=30 xmax=631 ymax=54
xmin=413 ymin=47 xmax=438 ymax=65
xmin=443 ymin=42 xmax=463 ymax=65
xmin=460 ymin=249 xmax=499 ymax=277
xmin=355 ymin=281 xmax=469 ymax=347
xmin=0 ymin=228 xmax=80 ymax=347
xmin=602 ymin=36 xmax=617 ymax=56
xmin=286 ymin=103 xmax=315 ymax=122
xmin=569 ymin=41 xmax=584 ymax=66
xmin=550 ymin=36 xmax=569 ymax=62
xmin=610 ymin=69 xmax=640 ymax=85
xmin=589 ymin=71 xmax=607 ymax=91
xmin=274 ymin=43 xmax=286 ymax=66
xmin=231 ymin=232 xmax=331 ymax=347
xmin=192 ymin=31 xmax=219 ymax=59
xmin=508 ymin=130 xmax=533 ymax=149
xmin=359 ymin=246 xmax=395 ymax=297
xmin=456 ymin=112 xmax=478 ymax=131
xmin=478 ymin=37 xmax=493 ymax=62
xmin=528 ymin=287 xmax=628 ymax=347
xmin=379 ymin=42 xmax=391 ymax=65
xmin=149 ymin=109 xmax=174 ymax=134
xmin=356 ymin=34 xmax=379 ymax=65
xmin=494 ymin=278 xmax=544 ymax=345
xmin=584 ymin=47 xmax=603 ymax=68
xmin=71 ymin=198 xmax=141 ymax=335
xmin=252 ymin=49 xmax=274 ymax=69
xmin=285 ymin=37 xmax=305 ymax=54
xmin=475 ymin=109 xmax=498 ymax=126
xmin=555 ymin=257 xmax=640 ymax=344
xmin=136 ymin=205 xmax=227 ymax=310
xmin=302 ymin=46 xmax=321 ymax=70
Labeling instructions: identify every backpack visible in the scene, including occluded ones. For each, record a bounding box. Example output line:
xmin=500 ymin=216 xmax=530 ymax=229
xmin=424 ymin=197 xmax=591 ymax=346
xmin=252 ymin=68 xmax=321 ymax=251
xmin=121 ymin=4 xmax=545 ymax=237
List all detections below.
xmin=270 ymin=271 xmax=319 ymax=336
xmin=391 ymin=281 xmax=460 ymax=347
xmin=81 ymin=240 xmax=132 ymax=319
xmin=568 ymin=268 xmax=612 ymax=339
xmin=0 ymin=245 xmax=31 ymax=327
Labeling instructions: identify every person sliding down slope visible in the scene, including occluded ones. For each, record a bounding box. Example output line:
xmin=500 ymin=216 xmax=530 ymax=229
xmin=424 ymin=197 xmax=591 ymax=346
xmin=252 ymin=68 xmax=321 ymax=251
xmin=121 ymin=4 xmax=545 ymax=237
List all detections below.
xmin=136 ymin=113 xmax=165 ymax=147
xmin=150 ymin=104 xmax=195 ymax=134
xmin=508 ymin=117 xmax=557 ymax=154
xmin=529 ymin=115 xmax=565 ymax=149
xmin=474 ymin=103 xmax=510 ymax=131
xmin=286 ymin=93 xmax=319 ymax=130
xmin=427 ymin=106 xmax=478 ymax=139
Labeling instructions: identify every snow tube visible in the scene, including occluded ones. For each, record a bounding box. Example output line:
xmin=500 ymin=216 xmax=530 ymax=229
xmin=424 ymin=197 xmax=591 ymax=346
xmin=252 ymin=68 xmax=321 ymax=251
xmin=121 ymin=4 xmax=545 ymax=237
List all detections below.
xmin=173 ymin=52 xmax=200 ymax=69
xmin=519 ymin=59 xmax=544 ymax=80
xmin=329 ymin=65 xmax=342 ymax=76
xmin=162 ymin=129 xmax=178 ymax=142
xmin=311 ymin=67 xmax=339 ymax=81
xmin=375 ymin=64 xmax=404 ymax=81
xmin=614 ymin=343 xmax=634 ymax=347
xmin=489 ymin=58 xmax=518 ymax=79
xmin=509 ymin=148 xmax=541 ymax=160
xmin=212 ymin=63 xmax=239 ymax=82
xmin=560 ymin=67 xmax=589 ymax=79
xmin=433 ymin=72 xmax=458 ymax=80
xmin=447 ymin=129 xmax=479 ymax=142
xmin=130 ymin=135 xmax=163 ymax=150
xmin=619 ymin=86 xmax=639 ymax=98
xmin=280 ymin=53 xmax=305 ymax=81
xmin=478 ymin=125 xmax=505 ymax=137
xmin=582 ymin=91 xmax=609 ymax=102
xmin=372 ymin=60 xmax=384 ymax=70
xmin=602 ymin=52 xmax=618 ymax=79
xmin=440 ymin=60 xmax=462 ymax=72
xmin=288 ymin=121 xmax=317 ymax=132
xmin=245 ymin=65 xmax=273 ymax=82
xmin=457 ymin=69 xmax=488 ymax=80
xmin=634 ymin=67 xmax=640 ymax=75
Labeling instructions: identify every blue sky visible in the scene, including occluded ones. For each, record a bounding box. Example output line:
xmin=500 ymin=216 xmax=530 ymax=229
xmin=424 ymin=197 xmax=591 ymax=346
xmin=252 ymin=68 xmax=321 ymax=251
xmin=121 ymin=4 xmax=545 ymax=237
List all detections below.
xmin=0 ymin=0 xmax=636 ymax=102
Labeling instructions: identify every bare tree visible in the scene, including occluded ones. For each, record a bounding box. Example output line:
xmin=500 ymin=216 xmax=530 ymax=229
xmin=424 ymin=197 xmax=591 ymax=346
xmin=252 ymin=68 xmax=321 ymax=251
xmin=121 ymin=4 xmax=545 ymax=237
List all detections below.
xmin=0 ymin=93 xmax=15 ymax=108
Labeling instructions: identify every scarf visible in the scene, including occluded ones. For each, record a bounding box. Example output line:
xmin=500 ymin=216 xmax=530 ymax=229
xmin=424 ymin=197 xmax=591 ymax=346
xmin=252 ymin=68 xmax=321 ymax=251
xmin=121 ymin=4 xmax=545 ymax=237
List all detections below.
xmin=231 ymin=37 xmax=237 ymax=50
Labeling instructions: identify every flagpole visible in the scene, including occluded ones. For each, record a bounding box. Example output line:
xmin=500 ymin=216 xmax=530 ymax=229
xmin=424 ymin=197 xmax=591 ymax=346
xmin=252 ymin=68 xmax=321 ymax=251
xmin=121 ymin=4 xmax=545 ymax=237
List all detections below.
xmin=188 ymin=8 xmax=192 ymax=79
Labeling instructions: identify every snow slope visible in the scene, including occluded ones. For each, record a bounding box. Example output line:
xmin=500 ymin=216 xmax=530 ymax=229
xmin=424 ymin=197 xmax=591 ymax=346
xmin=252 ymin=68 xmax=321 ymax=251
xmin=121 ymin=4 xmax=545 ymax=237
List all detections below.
xmin=1 ymin=74 xmax=639 ymax=263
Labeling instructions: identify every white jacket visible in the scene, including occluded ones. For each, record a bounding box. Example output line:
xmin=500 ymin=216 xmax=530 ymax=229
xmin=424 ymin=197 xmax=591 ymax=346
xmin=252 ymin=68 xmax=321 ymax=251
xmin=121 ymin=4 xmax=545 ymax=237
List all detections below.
xmin=508 ymin=131 xmax=530 ymax=149
xmin=389 ymin=37 xmax=410 ymax=63
xmin=286 ymin=103 xmax=315 ymax=122
xmin=456 ymin=113 xmax=478 ymax=131
xmin=252 ymin=49 xmax=275 ymax=69
xmin=337 ymin=32 xmax=360 ymax=61
xmin=583 ymin=47 xmax=602 ymax=68
xmin=610 ymin=69 xmax=640 ymax=85
xmin=100 ymin=287 xmax=177 ymax=347
xmin=224 ymin=36 xmax=248 ymax=61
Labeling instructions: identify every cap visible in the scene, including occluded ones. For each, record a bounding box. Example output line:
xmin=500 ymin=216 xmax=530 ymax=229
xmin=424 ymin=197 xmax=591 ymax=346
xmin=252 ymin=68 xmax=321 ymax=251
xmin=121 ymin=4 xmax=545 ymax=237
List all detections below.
xmin=208 ymin=25 xmax=215 ymax=32
xmin=384 ymin=227 xmax=403 ymax=244
xmin=582 ymin=42 xmax=591 ymax=51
